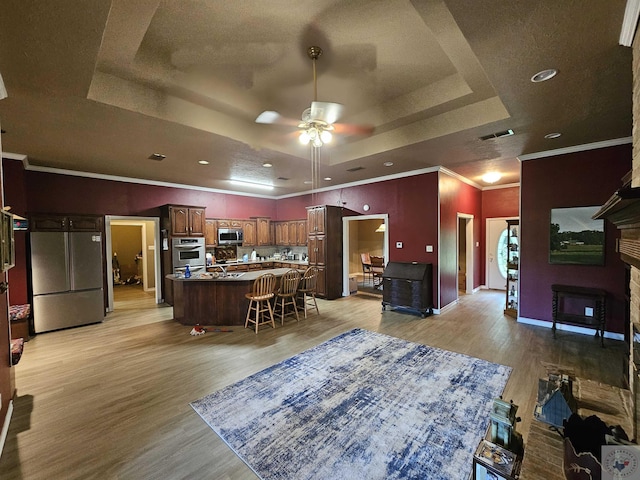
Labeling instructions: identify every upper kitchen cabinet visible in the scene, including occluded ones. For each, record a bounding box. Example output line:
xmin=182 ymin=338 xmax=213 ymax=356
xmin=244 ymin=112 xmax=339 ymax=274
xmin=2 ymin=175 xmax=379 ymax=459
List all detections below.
xmin=163 ymin=205 xmax=206 ymax=237
xmin=288 ymin=221 xmax=298 ymax=246
xmin=296 ymin=220 xmax=307 ymax=246
xmin=275 ymin=221 xmax=289 ymax=246
xmin=216 ymin=219 xmax=242 ymax=229
xmin=205 ymin=219 xmax=217 ymax=247
xmin=30 ymin=214 xmax=103 ymax=232
xmin=307 ymin=207 xmax=326 ymax=235
xmin=242 ymin=220 xmax=257 ymax=246
xmin=255 ymin=218 xmax=271 ymax=246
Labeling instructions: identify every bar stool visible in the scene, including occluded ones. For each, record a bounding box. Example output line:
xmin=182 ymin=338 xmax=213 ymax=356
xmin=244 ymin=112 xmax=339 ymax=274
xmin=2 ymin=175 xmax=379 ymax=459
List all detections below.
xmin=244 ymin=273 xmax=277 ymax=333
xmin=297 ymin=266 xmax=319 ymax=318
xmin=274 ymin=269 xmax=301 ymax=325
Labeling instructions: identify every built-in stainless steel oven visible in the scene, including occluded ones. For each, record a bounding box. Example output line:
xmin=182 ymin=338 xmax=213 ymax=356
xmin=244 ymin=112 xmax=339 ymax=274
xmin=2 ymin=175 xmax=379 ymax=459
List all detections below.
xmin=172 ymin=237 xmax=206 ymax=272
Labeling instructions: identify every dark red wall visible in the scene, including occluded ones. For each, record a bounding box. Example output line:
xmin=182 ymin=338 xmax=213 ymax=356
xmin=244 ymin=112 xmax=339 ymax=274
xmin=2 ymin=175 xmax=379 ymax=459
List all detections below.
xmin=520 ymin=144 xmax=631 ymax=334
xmin=24 ymin=170 xmax=279 ymax=219
xmin=7 ymin=162 xmax=444 ymax=307
xmin=481 ymin=186 xmax=520 ymax=285
xmin=439 ymin=173 xmax=482 ymax=307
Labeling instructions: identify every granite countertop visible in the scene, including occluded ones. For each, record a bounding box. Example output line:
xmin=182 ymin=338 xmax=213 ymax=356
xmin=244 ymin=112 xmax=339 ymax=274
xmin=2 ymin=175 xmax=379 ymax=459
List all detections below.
xmin=211 ymin=259 xmax=308 ymax=267
xmin=167 ymin=267 xmax=294 ymax=282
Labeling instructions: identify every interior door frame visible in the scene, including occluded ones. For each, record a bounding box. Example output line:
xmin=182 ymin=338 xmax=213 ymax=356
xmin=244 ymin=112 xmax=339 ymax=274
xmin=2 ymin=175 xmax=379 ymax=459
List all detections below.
xmin=341 ymin=214 xmax=389 ymax=297
xmin=105 ymin=215 xmax=162 ymax=311
xmin=457 ymin=213 xmax=474 ymax=296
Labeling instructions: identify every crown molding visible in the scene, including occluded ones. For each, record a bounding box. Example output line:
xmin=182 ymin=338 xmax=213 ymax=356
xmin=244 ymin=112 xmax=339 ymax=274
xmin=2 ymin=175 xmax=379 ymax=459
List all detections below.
xmin=438 ymin=167 xmax=482 ymax=189
xmin=518 ymin=137 xmax=632 ymax=161
xmin=620 ymin=0 xmax=640 ymax=46
xmin=482 ymin=182 xmax=520 ymax=191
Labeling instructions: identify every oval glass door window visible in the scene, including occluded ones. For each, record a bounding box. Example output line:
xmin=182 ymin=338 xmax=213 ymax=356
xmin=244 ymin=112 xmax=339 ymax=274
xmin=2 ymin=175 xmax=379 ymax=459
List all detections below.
xmin=497 ymin=229 xmax=508 ymax=278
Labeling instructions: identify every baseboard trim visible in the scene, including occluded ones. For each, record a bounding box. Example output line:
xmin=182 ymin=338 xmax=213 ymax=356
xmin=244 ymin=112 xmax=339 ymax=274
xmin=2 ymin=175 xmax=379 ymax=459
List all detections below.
xmin=0 ymin=399 xmax=14 ymax=459
xmin=517 ymin=317 xmax=624 ymax=341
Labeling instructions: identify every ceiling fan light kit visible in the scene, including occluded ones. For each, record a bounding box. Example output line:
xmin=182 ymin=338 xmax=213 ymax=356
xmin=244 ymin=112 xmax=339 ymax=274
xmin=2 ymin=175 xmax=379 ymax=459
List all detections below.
xmin=254 ymin=46 xmax=372 ymax=150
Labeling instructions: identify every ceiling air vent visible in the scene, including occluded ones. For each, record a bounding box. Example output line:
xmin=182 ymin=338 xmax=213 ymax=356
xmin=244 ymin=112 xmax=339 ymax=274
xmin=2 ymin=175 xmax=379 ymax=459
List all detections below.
xmin=347 ymin=166 xmax=365 ymax=172
xmin=479 ymin=129 xmax=514 ymax=141
xmin=277 ymin=177 xmax=290 ymax=181
xmin=148 ymin=153 xmax=166 ymax=161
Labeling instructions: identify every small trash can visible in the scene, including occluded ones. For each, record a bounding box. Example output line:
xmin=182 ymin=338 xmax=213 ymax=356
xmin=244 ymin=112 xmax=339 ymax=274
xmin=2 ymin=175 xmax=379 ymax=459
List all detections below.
xmin=349 ymin=275 xmax=358 ymax=294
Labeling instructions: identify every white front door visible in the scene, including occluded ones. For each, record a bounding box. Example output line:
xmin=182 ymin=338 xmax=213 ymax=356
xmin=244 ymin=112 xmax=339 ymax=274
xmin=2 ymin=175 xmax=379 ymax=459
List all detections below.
xmin=486 ymin=218 xmax=511 ymax=290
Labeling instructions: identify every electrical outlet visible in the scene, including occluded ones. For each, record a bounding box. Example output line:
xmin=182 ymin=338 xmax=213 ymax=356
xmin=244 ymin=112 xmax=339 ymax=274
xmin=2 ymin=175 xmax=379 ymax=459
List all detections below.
xmin=585 ymin=307 xmax=594 ymax=317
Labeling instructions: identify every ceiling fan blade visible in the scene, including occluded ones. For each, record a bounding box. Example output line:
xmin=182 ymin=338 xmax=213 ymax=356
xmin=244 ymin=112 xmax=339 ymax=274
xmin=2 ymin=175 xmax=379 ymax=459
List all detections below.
xmin=332 ymin=122 xmax=375 ymax=136
xmin=310 ymin=101 xmax=344 ymax=125
xmin=255 ymin=111 xmax=300 ymax=127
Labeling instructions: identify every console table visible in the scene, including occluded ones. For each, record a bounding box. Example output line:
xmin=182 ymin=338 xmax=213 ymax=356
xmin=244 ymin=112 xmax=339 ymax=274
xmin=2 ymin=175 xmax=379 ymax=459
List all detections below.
xmin=551 ymin=284 xmax=606 ymax=347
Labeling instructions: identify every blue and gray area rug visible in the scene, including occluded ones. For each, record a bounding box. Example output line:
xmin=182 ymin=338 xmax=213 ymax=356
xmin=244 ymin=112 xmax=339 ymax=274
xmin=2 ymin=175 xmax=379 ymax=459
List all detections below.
xmin=191 ymin=328 xmax=511 ymax=480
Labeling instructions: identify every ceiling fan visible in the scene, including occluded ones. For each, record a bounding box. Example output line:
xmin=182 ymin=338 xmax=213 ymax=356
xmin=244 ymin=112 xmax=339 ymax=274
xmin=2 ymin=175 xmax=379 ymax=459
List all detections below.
xmin=255 ymin=46 xmax=373 ymax=148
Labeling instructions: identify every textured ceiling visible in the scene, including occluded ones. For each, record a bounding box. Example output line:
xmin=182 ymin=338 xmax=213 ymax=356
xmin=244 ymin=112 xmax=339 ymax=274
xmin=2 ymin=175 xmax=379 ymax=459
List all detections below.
xmin=0 ymin=0 xmax=633 ymax=196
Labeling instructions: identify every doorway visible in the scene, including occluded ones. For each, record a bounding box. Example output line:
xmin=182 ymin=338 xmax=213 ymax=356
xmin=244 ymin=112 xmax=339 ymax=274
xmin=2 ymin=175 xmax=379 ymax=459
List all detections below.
xmin=486 ymin=217 xmax=516 ymax=290
xmin=457 ymin=214 xmax=474 ymax=296
xmin=105 ymin=216 xmax=162 ymax=311
xmin=342 ymin=214 xmax=389 ymax=297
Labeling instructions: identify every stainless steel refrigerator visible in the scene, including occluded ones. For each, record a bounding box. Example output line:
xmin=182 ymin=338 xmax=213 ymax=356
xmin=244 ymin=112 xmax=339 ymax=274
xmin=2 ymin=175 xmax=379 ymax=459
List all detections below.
xmin=31 ymin=231 xmax=104 ymax=333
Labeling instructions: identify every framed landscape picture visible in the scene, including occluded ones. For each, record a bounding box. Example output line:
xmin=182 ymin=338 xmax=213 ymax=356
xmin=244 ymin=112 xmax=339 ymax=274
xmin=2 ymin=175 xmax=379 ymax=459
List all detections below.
xmin=549 ymin=206 xmax=604 ymax=265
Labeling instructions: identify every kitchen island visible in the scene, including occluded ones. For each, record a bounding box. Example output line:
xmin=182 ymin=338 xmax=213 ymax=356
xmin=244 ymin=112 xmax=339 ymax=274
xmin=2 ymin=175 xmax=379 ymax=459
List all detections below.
xmin=167 ymin=267 xmax=301 ymax=326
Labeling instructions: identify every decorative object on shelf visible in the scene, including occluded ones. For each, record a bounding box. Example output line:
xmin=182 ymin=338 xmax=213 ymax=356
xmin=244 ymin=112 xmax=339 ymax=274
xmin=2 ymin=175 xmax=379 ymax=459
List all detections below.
xmin=504 ymin=219 xmax=519 ymax=318
xmin=473 ymin=439 xmax=521 ymax=480
xmin=489 ymin=397 xmax=523 ymax=453
xmin=549 ymin=206 xmax=605 ymax=265
xmin=534 ymin=373 xmax=577 ymax=427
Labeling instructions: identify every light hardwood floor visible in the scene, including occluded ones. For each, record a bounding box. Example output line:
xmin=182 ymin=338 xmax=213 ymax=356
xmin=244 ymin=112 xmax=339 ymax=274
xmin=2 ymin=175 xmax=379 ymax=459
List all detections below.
xmin=0 ymin=286 xmax=625 ymax=479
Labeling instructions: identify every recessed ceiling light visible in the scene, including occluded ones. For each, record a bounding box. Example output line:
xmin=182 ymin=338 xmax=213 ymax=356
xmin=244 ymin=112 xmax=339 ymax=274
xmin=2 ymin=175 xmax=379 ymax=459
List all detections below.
xmin=544 ymin=132 xmax=562 ymax=139
xmin=531 ymin=68 xmax=558 ymax=83
xmin=198 ymin=160 xmax=209 ymax=165
xmin=262 ymin=162 xmax=273 ymax=168
xmin=383 ymin=161 xmax=394 ymax=167
xmin=229 ymin=179 xmax=274 ymax=190
xmin=324 ymin=177 xmax=332 ymax=181
xmin=148 ymin=153 xmax=166 ymax=161
xmin=303 ymin=180 xmax=313 ymax=185
xmin=482 ymin=172 xmax=502 ymax=184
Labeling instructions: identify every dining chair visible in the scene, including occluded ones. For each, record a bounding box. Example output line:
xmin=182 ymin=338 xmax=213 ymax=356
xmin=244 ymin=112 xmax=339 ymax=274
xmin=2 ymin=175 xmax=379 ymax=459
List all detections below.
xmin=274 ymin=269 xmax=301 ymax=325
xmin=370 ymin=256 xmax=385 ymax=289
xmin=244 ymin=273 xmax=277 ymax=333
xmin=361 ymin=252 xmax=373 ymax=285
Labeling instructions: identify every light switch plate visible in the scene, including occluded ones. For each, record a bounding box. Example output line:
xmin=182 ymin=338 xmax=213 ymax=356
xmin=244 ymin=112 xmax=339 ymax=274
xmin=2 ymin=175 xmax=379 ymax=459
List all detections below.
xmin=396 ymin=242 xmax=403 ymax=248
xmin=426 ymin=245 xmax=433 ymax=252
xmin=585 ymin=307 xmax=594 ymax=317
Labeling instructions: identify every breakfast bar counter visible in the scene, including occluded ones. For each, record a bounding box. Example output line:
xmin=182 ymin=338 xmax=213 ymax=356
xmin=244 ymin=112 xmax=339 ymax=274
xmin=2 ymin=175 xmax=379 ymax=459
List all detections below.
xmin=167 ymin=268 xmax=294 ymax=326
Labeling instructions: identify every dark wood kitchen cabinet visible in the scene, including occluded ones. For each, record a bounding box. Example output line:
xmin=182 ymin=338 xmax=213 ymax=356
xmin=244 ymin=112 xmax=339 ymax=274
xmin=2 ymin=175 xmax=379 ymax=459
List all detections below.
xmin=306 ymin=205 xmax=342 ymax=299
xmin=164 ymin=205 xmax=206 ymax=237
xmin=205 ymin=219 xmax=217 ymax=247
xmin=30 ymin=214 xmax=104 ymax=232
xmin=296 ymin=220 xmax=307 ymax=246
xmin=255 ymin=217 xmax=271 ymax=246
xmin=242 ymin=220 xmax=256 ymax=246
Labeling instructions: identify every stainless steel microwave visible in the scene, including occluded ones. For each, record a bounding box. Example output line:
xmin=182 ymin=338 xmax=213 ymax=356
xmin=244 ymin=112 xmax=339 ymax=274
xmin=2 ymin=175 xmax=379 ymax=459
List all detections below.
xmin=218 ymin=228 xmax=243 ymax=245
